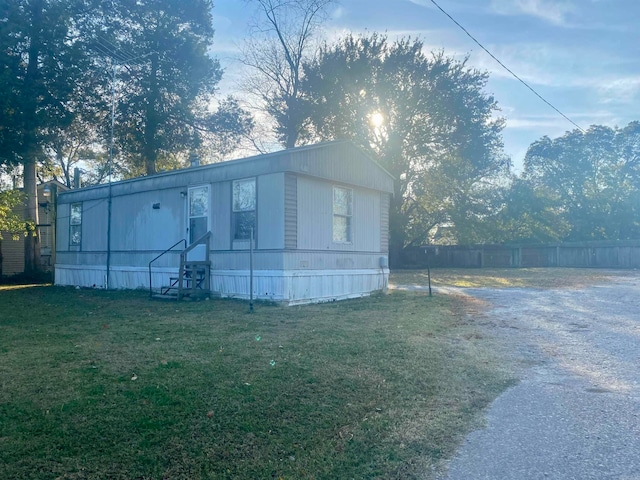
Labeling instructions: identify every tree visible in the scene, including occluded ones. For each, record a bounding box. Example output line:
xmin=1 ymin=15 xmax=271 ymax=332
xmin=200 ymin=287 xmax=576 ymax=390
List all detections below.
xmin=301 ymin=34 xmax=509 ymax=254
xmin=241 ymin=0 xmax=334 ymax=149
xmin=37 ymin=114 xmax=101 ymax=187
xmin=0 ymin=189 xmax=35 ymax=277
xmin=198 ymin=97 xmax=255 ymax=163
xmin=90 ymin=0 xmax=251 ymax=176
xmin=0 ymin=189 xmax=31 ymax=239
xmin=0 ymin=0 xmax=92 ymax=273
xmin=494 ymin=177 xmax=570 ymax=243
xmin=522 ymin=123 xmax=640 ymax=241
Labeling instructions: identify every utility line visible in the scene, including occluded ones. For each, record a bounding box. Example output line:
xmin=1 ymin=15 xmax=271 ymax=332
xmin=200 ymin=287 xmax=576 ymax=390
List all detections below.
xmin=85 ymin=33 xmax=156 ymax=289
xmin=428 ymin=0 xmax=585 ymax=133
xmin=91 ymin=34 xmax=154 ymax=66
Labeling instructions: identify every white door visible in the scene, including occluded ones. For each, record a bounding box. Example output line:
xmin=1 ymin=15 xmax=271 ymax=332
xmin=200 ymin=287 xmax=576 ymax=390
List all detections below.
xmin=187 ymin=185 xmax=209 ymax=260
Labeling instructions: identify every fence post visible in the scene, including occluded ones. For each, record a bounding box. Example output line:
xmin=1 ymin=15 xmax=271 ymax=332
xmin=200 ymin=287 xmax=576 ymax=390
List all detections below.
xmin=517 ymin=247 xmax=522 ymax=267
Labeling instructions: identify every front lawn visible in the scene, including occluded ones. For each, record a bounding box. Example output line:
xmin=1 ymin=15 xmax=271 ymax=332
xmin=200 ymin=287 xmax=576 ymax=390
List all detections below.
xmin=0 ymin=285 xmax=512 ymax=479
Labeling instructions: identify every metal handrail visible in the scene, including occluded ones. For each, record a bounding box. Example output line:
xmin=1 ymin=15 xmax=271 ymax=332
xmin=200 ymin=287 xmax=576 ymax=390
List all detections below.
xmin=178 ymin=231 xmax=212 ymax=300
xmin=148 ymin=238 xmax=186 ymax=298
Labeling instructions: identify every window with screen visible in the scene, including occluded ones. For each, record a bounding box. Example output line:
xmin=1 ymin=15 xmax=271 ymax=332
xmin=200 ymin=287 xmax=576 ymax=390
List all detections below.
xmin=232 ymin=178 xmax=256 ymax=241
xmin=333 ymin=186 xmax=352 ymax=243
xmin=70 ymin=203 xmax=82 ymax=246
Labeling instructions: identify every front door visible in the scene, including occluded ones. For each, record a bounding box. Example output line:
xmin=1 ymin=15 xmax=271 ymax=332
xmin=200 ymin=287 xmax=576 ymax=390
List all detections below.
xmin=187 ymin=186 xmax=209 ymax=260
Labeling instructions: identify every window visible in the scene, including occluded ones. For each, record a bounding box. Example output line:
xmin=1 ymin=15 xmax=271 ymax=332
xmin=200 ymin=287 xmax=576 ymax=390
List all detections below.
xmin=188 ymin=186 xmax=209 ymax=244
xmin=70 ymin=203 xmax=82 ymax=246
xmin=233 ymin=178 xmax=256 ymax=240
xmin=333 ymin=186 xmax=352 ymax=243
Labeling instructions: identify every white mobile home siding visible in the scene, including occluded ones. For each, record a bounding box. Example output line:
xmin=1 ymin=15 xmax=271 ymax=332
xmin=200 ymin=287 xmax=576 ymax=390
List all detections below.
xmin=296 ymin=176 xmax=380 ymax=252
xmin=284 ymin=173 xmax=297 ymax=250
xmin=211 ymin=181 xmax=231 ymax=250
xmin=257 ymin=173 xmax=285 ymax=250
xmin=380 ymin=193 xmax=390 ymax=253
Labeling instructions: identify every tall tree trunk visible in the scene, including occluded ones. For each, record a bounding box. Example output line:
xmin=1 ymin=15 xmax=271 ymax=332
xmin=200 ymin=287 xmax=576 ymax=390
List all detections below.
xmin=143 ymin=53 xmax=159 ymax=175
xmin=23 ymin=155 xmax=41 ymax=274
xmin=284 ymin=96 xmax=299 ymax=148
xmin=22 ymin=0 xmax=43 ymax=275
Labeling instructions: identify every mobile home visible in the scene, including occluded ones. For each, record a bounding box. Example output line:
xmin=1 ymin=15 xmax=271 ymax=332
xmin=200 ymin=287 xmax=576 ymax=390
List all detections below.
xmin=55 ymin=141 xmax=394 ymax=305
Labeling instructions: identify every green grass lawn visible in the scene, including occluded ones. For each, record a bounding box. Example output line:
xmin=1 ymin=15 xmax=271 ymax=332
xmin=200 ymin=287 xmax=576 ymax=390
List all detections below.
xmin=0 ymin=284 xmax=513 ymax=479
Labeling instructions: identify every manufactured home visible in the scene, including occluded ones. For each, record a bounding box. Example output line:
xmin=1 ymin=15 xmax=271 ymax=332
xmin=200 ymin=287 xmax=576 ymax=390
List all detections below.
xmin=55 ymin=141 xmax=394 ymax=305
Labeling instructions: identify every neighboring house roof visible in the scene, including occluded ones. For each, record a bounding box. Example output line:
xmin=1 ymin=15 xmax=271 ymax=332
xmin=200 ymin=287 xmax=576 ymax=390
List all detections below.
xmin=41 ymin=179 xmax=69 ymax=191
xmin=57 ymin=140 xmax=395 ymax=204
xmin=10 ymin=179 xmax=69 ymax=196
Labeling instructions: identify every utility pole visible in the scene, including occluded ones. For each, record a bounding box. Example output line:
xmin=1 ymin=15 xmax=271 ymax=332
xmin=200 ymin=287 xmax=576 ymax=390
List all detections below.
xmin=106 ymin=61 xmax=116 ymax=289
xmin=91 ymin=36 xmax=154 ymax=289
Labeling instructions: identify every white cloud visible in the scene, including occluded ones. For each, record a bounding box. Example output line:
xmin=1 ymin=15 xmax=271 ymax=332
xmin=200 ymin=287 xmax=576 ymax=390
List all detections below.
xmin=467 ymin=41 xmax=636 ymax=96
xmin=596 ymin=76 xmax=640 ymax=104
xmin=322 ymin=26 xmax=452 ymax=48
xmin=469 ymin=42 xmax=571 ymax=86
xmin=331 ymin=6 xmax=345 ymax=20
xmin=507 ymin=116 xmax=573 ymax=130
xmin=505 ymin=111 xmax=621 ymax=132
xmin=490 ymin=0 xmax=576 ymax=26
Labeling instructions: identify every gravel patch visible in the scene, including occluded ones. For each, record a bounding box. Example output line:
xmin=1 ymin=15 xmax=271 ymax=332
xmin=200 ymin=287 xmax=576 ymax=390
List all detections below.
xmin=433 ymin=275 xmax=640 ymax=479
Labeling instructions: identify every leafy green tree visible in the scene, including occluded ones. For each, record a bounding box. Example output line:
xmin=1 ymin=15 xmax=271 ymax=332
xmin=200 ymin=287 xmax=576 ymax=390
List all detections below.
xmin=301 ymin=34 xmax=509 ymax=253
xmin=91 ymin=0 xmax=250 ymax=176
xmin=0 ymin=189 xmax=35 ymax=277
xmin=522 ymin=123 xmax=640 ymax=241
xmin=38 ymin=114 xmax=101 ymax=187
xmin=494 ymin=177 xmax=570 ymax=243
xmin=0 ymin=189 xmax=31 ymax=239
xmin=0 ymin=0 xmax=91 ymax=273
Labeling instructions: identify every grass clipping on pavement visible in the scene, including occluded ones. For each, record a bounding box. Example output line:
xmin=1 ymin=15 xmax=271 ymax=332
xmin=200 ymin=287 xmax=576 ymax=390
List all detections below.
xmin=0 ymin=285 xmax=513 ymax=479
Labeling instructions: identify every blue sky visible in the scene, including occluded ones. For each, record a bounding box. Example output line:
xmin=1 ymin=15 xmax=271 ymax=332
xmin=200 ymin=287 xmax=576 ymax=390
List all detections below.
xmin=210 ymin=0 xmax=640 ymax=171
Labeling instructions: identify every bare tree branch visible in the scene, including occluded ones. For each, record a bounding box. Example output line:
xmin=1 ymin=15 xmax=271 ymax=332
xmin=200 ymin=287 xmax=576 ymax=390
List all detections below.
xmin=240 ymin=0 xmax=334 ymax=148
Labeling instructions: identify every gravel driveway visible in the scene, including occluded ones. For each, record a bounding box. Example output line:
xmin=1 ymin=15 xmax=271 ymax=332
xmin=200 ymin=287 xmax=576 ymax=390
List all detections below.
xmin=437 ymin=275 xmax=640 ymax=480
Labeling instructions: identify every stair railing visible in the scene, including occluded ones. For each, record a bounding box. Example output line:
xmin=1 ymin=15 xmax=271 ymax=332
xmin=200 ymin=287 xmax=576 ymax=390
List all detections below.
xmin=178 ymin=231 xmax=212 ymax=300
xmin=148 ymin=238 xmax=187 ymax=298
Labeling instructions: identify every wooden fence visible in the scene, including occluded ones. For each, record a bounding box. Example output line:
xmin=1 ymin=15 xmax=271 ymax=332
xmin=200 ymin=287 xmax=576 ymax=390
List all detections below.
xmin=396 ymin=241 xmax=640 ymax=269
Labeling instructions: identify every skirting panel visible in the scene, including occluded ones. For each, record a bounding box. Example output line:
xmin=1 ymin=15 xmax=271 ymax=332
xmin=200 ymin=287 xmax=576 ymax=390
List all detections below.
xmin=55 ymin=264 xmax=178 ymax=291
xmin=55 ymin=264 xmax=390 ymax=305
xmin=212 ymin=268 xmax=390 ymax=305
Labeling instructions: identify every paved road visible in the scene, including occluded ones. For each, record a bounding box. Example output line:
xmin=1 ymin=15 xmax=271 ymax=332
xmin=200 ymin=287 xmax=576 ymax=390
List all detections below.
xmin=438 ymin=278 xmax=640 ymax=480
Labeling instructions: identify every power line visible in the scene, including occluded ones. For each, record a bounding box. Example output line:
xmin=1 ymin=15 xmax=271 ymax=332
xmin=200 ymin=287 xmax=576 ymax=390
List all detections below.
xmin=428 ymin=0 xmax=585 ymax=133
xmin=93 ymin=42 xmax=133 ymax=64
xmin=90 ymin=35 xmax=154 ymax=66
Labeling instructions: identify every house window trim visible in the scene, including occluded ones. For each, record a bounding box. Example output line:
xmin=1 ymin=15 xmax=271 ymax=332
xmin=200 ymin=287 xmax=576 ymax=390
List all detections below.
xmin=332 ymin=185 xmax=353 ymax=244
xmin=69 ymin=202 xmax=82 ymax=248
xmin=231 ymin=177 xmax=257 ymax=246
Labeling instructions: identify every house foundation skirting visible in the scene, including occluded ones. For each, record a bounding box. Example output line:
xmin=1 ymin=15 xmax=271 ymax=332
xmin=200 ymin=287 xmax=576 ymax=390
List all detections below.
xmin=54 ymin=264 xmax=389 ymax=305
xmin=55 ymin=264 xmax=176 ymax=290
xmin=213 ymin=268 xmax=390 ymax=305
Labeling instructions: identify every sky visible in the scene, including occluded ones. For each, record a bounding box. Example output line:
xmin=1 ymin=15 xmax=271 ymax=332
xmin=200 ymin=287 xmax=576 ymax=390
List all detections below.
xmin=209 ymin=0 xmax=640 ymax=172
